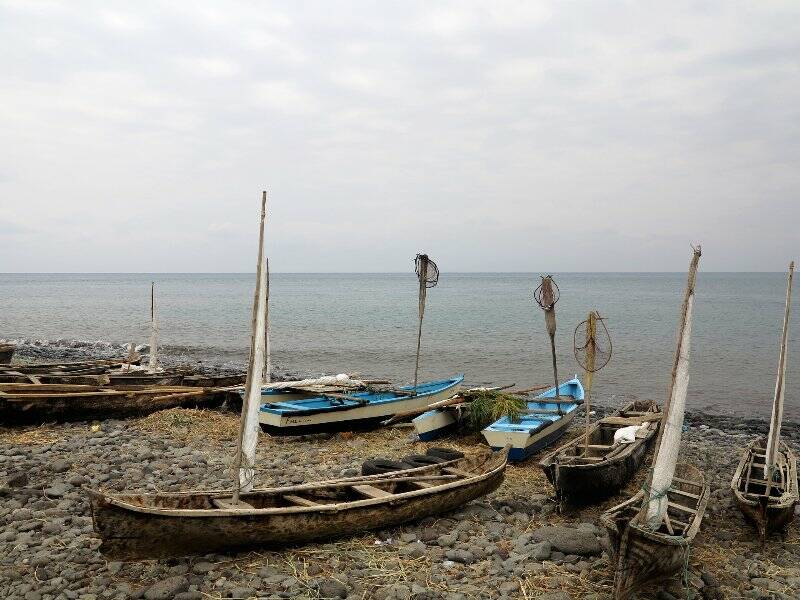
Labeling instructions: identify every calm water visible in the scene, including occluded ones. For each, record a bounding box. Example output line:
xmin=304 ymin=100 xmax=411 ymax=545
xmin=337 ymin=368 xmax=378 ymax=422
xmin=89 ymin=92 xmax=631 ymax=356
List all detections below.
xmin=0 ymin=273 xmax=797 ymax=418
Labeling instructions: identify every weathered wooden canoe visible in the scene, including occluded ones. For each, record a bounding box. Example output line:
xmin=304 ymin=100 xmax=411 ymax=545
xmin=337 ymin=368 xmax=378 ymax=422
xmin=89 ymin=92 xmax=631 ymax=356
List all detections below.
xmin=107 ymin=371 xmax=187 ymax=387
xmin=0 ymin=384 xmax=225 ymax=424
xmin=600 ymin=463 xmax=709 ymax=600
xmin=0 ymin=343 xmax=14 ymax=364
xmin=182 ymin=373 xmax=247 ymax=387
xmin=0 ymin=357 xmax=138 ymax=375
xmin=88 ymin=447 xmax=509 ymax=559
xmin=731 ymin=437 xmax=798 ymax=540
xmin=539 ymin=400 xmax=661 ymax=500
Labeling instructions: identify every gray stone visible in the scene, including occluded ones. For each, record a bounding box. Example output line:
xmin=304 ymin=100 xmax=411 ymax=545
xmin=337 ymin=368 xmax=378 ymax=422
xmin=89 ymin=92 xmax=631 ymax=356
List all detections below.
xmin=400 ymin=542 xmax=426 ymax=558
xmin=531 ymin=526 xmax=601 ymax=556
xmin=44 ymin=482 xmax=69 ymax=498
xmin=531 ymin=540 xmax=552 ymax=560
xmin=52 ymin=460 xmax=71 ymax=473
xmin=383 ymin=584 xmax=411 ymax=600
xmin=143 ymin=576 xmax=189 ymax=600
xmin=437 ymin=533 xmax=458 ymax=547
xmin=230 ymin=587 xmax=256 ymax=599
xmin=316 ymin=578 xmax=347 ymax=599
xmin=192 ymin=562 xmax=215 ymax=574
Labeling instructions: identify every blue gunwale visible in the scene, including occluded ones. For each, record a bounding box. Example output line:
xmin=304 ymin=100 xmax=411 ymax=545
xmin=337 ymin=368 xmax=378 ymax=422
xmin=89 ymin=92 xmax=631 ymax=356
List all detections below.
xmin=259 ymin=375 xmax=465 ymax=417
xmin=484 ymin=377 xmax=585 ymax=434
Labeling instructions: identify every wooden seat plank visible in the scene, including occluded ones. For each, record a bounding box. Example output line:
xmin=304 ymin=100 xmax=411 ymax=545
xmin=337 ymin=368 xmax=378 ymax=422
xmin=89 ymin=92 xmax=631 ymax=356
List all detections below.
xmin=352 ymin=484 xmax=393 ymax=499
xmin=212 ymin=498 xmax=255 ymax=510
xmin=283 ymin=494 xmax=320 ymax=507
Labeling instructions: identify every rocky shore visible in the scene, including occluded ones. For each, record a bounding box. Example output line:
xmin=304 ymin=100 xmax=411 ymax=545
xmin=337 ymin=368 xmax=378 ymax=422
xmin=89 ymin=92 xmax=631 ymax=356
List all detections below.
xmin=2 ymin=406 xmax=800 ymax=600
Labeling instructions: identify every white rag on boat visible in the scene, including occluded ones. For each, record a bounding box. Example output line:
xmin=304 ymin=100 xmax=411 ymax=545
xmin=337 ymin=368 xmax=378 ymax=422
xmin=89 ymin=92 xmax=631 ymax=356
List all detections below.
xmin=263 ymin=374 xmax=366 ymax=389
xmin=613 ymin=424 xmax=648 ymax=445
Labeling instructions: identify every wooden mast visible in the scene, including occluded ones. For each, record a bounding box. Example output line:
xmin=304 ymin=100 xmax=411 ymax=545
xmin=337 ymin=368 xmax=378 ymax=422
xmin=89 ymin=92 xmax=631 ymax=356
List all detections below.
xmin=413 ymin=254 xmax=429 ymax=388
xmin=764 ymin=261 xmax=794 ymax=487
xmin=232 ymin=191 xmax=268 ymax=502
xmin=264 ymin=258 xmax=272 ymax=384
xmin=148 ymin=282 xmax=157 ymax=373
xmin=583 ymin=311 xmax=597 ymax=453
xmin=644 ymin=246 xmax=701 ymax=529
xmin=538 ymin=276 xmax=561 ymax=406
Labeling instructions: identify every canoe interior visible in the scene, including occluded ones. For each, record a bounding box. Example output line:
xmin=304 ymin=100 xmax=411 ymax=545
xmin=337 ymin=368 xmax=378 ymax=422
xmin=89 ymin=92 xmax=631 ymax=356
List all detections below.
xmin=553 ymin=400 xmax=660 ymax=464
xmin=89 ymin=449 xmax=509 ymax=559
xmin=601 ymin=463 xmax=709 ymax=600
xmin=731 ymin=438 xmax=798 ymax=538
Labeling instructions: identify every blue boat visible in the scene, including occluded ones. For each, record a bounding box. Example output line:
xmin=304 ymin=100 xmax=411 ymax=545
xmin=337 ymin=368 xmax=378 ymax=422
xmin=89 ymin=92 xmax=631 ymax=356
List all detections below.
xmin=481 ymin=377 xmax=584 ymax=462
xmin=258 ymin=375 xmax=464 ymax=436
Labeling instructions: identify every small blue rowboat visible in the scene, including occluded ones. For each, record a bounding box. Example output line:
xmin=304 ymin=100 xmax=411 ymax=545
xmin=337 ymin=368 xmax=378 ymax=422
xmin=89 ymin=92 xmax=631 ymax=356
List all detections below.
xmin=481 ymin=377 xmax=584 ymax=462
xmin=413 ymin=405 xmax=463 ymax=442
xmin=258 ymin=375 xmax=464 ymax=436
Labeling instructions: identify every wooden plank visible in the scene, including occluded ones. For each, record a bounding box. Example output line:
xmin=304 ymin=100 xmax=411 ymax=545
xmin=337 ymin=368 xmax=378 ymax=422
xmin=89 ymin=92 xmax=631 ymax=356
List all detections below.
xmin=443 ymin=467 xmax=476 ymax=478
xmin=352 ymin=484 xmax=393 ymax=499
xmin=667 ymin=501 xmax=697 ymax=514
xmin=283 ymin=494 xmax=320 ymax=507
xmin=670 ymin=488 xmax=700 ymax=501
xmin=409 ymin=481 xmax=436 ymax=489
xmin=212 ymin=498 xmax=255 ymax=510
xmin=671 ymin=476 xmax=704 ymax=488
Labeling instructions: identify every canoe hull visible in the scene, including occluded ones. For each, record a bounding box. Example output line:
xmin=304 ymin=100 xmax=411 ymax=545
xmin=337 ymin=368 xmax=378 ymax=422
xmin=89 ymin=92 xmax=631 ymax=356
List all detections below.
xmin=601 ymin=463 xmax=709 ymax=600
xmin=88 ymin=450 xmax=508 ymax=559
xmin=0 ymin=391 xmax=225 ymax=425
xmin=539 ymin=400 xmax=660 ymax=500
xmin=413 ymin=407 xmax=459 ymax=441
xmin=731 ymin=438 xmax=798 ymax=540
xmin=259 ymin=376 xmax=463 ymax=436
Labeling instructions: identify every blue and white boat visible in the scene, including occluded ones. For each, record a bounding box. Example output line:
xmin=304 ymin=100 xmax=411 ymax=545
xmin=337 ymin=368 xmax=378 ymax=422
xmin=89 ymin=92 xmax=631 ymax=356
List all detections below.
xmin=413 ymin=405 xmax=463 ymax=442
xmin=258 ymin=375 xmax=464 ymax=436
xmin=481 ymin=377 xmax=584 ymax=462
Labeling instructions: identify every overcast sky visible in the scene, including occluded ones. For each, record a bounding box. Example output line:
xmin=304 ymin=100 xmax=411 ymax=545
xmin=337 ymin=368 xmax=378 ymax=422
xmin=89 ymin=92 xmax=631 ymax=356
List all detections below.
xmin=0 ymin=1 xmax=798 ymax=272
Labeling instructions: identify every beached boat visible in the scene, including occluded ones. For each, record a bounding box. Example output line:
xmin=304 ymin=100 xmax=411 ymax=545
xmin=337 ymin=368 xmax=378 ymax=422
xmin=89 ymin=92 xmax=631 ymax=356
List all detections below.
xmin=732 ymin=439 xmax=798 ymax=539
xmin=258 ymin=375 xmax=464 ymax=436
xmin=0 ymin=343 xmax=14 ymax=364
xmin=88 ymin=447 xmax=508 ymax=559
xmin=600 ymin=463 xmax=709 ymax=599
xmin=413 ymin=404 xmax=463 ymax=441
xmin=539 ymin=400 xmax=661 ymax=500
xmin=107 ymin=371 xmax=187 ymax=387
xmin=0 ymin=383 xmax=226 ymax=424
xmin=0 ymin=357 xmax=138 ymax=375
xmin=731 ymin=261 xmax=798 ymax=540
xmin=601 ymin=246 xmax=708 ymax=599
xmin=481 ymin=377 xmax=584 ymax=462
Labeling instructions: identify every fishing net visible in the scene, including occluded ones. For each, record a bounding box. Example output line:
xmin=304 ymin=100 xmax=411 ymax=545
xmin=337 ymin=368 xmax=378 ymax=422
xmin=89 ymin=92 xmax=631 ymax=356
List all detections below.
xmin=534 ymin=276 xmax=559 ymax=311
xmin=415 ymin=254 xmax=439 ymax=289
xmin=574 ymin=312 xmax=612 ymax=373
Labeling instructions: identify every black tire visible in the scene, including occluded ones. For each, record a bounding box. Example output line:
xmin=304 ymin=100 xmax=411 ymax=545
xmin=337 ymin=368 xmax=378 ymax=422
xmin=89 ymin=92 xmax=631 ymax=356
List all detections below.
xmin=425 ymin=447 xmax=464 ymax=461
xmin=361 ymin=458 xmax=415 ymax=476
xmin=401 ymin=454 xmax=448 ymax=468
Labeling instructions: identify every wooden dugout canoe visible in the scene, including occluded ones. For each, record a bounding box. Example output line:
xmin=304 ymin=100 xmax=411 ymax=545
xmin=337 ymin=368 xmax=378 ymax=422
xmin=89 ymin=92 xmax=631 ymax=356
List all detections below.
xmin=600 ymin=463 xmax=709 ymax=600
xmin=539 ymin=400 xmax=661 ymax=501
xmin=88 ymin=447 xmax=509 ymax=559
xmin=0 ymin=384 xmax=226 ymax=424
xmin=731 ymin=437 xmax=798 ymax=540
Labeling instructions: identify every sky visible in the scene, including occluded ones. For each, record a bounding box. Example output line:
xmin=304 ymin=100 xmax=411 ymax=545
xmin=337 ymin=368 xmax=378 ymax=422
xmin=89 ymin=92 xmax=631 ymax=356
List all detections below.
xmin=0 ymin=1 xmax=798 ymax=273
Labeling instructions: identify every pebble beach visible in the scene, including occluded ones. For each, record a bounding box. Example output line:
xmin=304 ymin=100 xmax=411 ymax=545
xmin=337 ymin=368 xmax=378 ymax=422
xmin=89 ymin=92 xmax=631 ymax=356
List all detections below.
xmin=3 ymin=404 xmax=800 ymax=600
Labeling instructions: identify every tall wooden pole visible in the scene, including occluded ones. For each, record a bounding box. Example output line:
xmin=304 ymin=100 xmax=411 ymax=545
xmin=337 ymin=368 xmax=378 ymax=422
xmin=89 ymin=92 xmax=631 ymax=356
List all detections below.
xmin=583 ymin=311 xmax=597 ymax=452
xmin=764 ymin=261 xmax=794 ymax=489
xmin=233 ymin=191 xmax=268 ymax=502
xmin=644 ymin=246 xmax=701 ymax=528
xmin=413 ymin=255 xmax=429 ymax=389
xmin=264 ymin=258 xmax=272 ymax=384
xmin=539 ymin=276 xmax=560 ymax=402
xmin=148 ymin=282 xmax=158 ymax=373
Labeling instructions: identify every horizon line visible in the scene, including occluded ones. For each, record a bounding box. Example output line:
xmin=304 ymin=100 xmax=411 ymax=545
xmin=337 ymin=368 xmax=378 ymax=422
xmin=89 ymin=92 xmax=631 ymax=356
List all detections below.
xmin=0 ymin=271 xmax=791 ymax=275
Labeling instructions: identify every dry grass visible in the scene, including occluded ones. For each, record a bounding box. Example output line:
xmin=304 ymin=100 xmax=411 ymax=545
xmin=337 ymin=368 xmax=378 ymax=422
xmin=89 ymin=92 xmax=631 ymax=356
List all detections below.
xmin=132 ymin=408 xmax=239 ymax=443
xmin=0 ymin=426 xmax=60 ymax=445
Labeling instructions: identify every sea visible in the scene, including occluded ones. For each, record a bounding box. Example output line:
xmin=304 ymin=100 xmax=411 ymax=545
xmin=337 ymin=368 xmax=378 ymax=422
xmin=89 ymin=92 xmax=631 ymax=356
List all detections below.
xmin=0 ymin=272 xmax=796 ymax=419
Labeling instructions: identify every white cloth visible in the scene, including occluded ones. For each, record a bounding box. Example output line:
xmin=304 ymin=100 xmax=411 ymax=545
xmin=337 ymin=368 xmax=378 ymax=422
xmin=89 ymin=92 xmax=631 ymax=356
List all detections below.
xmin=613 ymin=424 xmax=647 ymax=445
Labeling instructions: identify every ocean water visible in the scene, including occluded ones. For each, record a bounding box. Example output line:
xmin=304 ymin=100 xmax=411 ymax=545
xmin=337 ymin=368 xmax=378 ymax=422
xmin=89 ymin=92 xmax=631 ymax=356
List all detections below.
xmin=0 ymin=272 xmax=797 ymax=419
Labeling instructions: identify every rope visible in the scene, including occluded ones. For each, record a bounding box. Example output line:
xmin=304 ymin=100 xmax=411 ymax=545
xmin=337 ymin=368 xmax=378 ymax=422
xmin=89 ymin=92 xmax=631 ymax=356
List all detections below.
xmin=640 ymin=481 xmax=671 ymax=530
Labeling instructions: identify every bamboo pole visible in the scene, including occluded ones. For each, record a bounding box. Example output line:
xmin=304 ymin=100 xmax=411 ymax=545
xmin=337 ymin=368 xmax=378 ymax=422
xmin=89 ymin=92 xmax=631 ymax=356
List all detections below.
xmin=538 ymin=276 xmax=560 ymax=406
xmin=764 ymin=261 xmax=794 ymax=489
xmin=644 ymin=245 xmax=701 ymax=529
xmin=148 ymin=282 xmax=158 ymax=373
xmin=232 ymin=191 xmax=268 ymax=502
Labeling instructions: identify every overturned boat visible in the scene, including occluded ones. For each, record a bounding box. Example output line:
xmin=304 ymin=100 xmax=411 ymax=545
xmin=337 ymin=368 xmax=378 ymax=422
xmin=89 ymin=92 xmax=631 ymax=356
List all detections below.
xmin=539 ymin=399 xmax=661 ymax=500
xmin=481 ymin=377 xmax=584 ymax=462
xmin=731 ymin=261 xmax=798 ymax=541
